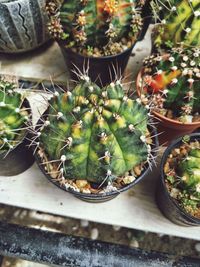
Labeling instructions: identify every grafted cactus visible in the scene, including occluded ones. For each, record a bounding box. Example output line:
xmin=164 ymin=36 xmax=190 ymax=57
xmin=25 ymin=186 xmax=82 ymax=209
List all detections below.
xmin=151 ymin=0 xmax=200 ymax=49
xmin=46 ymin=0 xmax=145 ymax=56
xmin=36 ymin=78 xmax=154 ymax=191
xmin=140 ymin=47 xmax=200 ymax=123
xmin=0 ymin=78 xmax=29 ymax=154
xmin=164 ymin=138 xmax=200 ymax=218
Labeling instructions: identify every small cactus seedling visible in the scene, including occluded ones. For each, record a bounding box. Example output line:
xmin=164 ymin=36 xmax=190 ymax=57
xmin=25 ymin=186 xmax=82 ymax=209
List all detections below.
xmin=0 ymin=77 xmax=30 ymax=155
xmin=139 ymin=47 xmax=200 ymax=123
xmin=151 ymin=0 xmax=200 ymax=50
xmin=164 ymin=137 xmax=200 ymax=218
xmin=46 ymin=0 xmax=145 ymax=56
xmin=35 ymin=77 xmax=156 ymax=194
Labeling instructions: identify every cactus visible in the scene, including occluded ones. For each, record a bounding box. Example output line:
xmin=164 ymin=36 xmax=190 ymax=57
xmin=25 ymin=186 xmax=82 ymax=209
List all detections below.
xmin=35 ymin=77 xmax=155 ymax=193
xmin=46 ymin=0 xmax=145 ymax=56
xmin=0 ymin=77 xmax=29 ymax=154
xmin=164 ymin=138 xmax=200 ymax=218
xmin=140 ymin=47 xmax=200 ymax=123
xmin=151 ymin=0 xmax=200 ymax=49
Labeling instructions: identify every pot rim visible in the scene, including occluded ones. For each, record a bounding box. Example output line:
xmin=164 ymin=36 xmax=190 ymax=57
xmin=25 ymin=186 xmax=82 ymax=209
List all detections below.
xmin=160 ymin=132 xmax=200 ymax=223
xmin=136 ymin=68 xmax=200 ymax=127
xmin=0 ymin=98 xmax=32 ymax=158
xmin=34 ymin=114 xmax=159 ymax=199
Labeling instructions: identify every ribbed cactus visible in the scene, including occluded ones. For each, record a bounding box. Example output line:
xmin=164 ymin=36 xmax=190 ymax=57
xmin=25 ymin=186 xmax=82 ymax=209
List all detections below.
xmin=141 ymin=47 xmax=200 ymax=123
xmin=0 ymin=78 xmax=29 ymax=154
xmin=46 ymin=0 xmax=145 ymax=56
xmin=36 ymin=77 xmax=154 ymax=191
xmin=165 ymin=139 xmax=200 ymax=217
xmin=152 ymin=0 xmax=200 ymax=49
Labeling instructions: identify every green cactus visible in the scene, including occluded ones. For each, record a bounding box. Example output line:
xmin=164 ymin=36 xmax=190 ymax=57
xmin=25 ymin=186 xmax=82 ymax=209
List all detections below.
xmin=165 ymin=139 xmax=200 ymax=217
xmin=151 ymin=0 xmax=200 ymax=49
xmin=36 ymin=77 xmax=153 ymax=190
xmin=46 ymin=0 xmax=145 ymax=56
xmin=141 ymin=47 xmax=200 ymax=123
xmin=0 ymin=78 xmax=29 ymax=154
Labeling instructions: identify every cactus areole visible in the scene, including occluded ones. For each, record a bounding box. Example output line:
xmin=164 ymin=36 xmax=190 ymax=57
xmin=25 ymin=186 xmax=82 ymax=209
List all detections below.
xmin=151 ymin=0 xmax=200 ymax=49
xmin=46 ymin=0 xmax=146 ymax=57
xmin=163 ymin=135 xmax=200 ymax=220
xmin=0 ymin=77 xmax=30 ymax=156
xmin=137 ymin=47 xmax=200 ymax=124
xmin=35 ymin=78 xmax=156 ymax=195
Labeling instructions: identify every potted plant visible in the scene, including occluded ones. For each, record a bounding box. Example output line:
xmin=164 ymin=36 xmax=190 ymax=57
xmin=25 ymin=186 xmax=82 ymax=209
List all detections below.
xmin=150 ymin=0 xmax=200 ymax=52
xmin=136 ymin=47 xmax=200 ymax=144
xmin=157 ymin=133 xmax=200 ymax=226
xmin=0 ymin=0 xmax=50 ymax=53
xmin=33 ymin=77 xmax=158 ymax=202
xmin=0 ymin=76 xmax=34 ymax=176
xmin=46 ymin=0 xmax=150 ymax=86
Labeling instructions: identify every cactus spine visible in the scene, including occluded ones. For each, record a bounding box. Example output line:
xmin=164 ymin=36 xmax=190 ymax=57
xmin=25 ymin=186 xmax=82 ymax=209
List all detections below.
xmin=35 ymin=77 xmax=154 ymax=192
xmin=141 ymin=47 xmax=200 ymax=123
xmin=46 ymin=0 xmax=145 ymax=56
xmin=152 ymin=0 xmax=200 ymax=49
xmin=0 ymin=77 xmax=29 ymax=154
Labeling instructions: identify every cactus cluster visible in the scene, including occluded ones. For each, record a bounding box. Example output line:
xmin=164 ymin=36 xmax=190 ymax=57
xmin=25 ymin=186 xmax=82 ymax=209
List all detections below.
xmin=46 ymin=0 xmax=145 ymax=56
xmin=0 ymin=77 xmax=29 ymax=155
xmin=164 ymin=137 xmax=200 ymax=218
xmin=139 ymin=47 xmax=200 ymax=123
xmin=35 ymin=77 xmax=155 ymax=194
xmin=151 ymin=0 xmax=200 ymax=50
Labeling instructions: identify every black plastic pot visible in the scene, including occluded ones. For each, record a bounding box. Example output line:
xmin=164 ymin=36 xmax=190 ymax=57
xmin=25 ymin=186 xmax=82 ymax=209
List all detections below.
xmin=156 ymin=133 xmax=200 ymax=226
xmin=35 ymin=124 xmax=158 ymax=203
xmin=0 ymin=99 xmax=34 ymax=176
xmin=58 ymin=4 xmax=151 ymax=87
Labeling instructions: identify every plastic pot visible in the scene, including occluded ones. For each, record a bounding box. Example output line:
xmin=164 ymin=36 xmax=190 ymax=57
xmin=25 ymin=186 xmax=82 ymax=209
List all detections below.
xmin=0 ymin=99 xmax=34 ymax=176
xmin=0 ymin=0 xmax=49 ymax=54
xmin=34 ymin=118 xmax=158 ymax=203
xmin=136 ymin=69 xmax=200 ymax=145
xmin=156 ymin=133 xmax=200 ymax=226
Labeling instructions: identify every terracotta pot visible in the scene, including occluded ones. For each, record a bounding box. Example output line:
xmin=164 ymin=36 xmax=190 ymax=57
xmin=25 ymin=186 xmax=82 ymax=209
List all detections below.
xmin=156 ymin=133 xmax=200 ymax=226
xmin=136 ymin=69 xmax=200 ymax=145
xmin=0 ymin=0 xmax=50 ymax=53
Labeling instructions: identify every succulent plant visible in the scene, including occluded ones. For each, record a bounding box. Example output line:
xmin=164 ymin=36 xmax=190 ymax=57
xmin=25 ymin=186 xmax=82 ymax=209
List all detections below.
xmin=0 ymin=77 xmax=30 ymax=154
xmin=46 ymin=0 xmax=146 ymax=56
xmin=164 ymin=137 xmax=200 ymax=218
xmin=151 ymin=0 xmax=200 ymax=50
xmin=35 ymin=77 xmax=156 ymax=193
xmin=139 ymin=47 xmax=200 ymax=123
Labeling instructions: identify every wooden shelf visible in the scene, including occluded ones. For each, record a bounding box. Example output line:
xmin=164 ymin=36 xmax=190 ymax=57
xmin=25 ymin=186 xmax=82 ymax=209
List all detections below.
xmin=0 ymin=27 xmax=199 ymax=241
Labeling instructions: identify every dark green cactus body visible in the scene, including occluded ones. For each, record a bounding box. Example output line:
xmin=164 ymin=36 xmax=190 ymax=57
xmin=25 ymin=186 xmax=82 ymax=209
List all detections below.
xmin=0 ymin=78 xmax=29 ymax=153
xmin=38 ymin=79 xmax=150 ymax=184
xmin=47 ymin=0 xmax=144 ymax=55
xmin=142 ymin=48 xmax=200 ymax=122
xmin=152 ymin=0 xmax=200 ymax=49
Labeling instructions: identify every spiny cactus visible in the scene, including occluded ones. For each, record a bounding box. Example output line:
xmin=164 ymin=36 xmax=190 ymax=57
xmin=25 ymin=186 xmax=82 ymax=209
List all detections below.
xmin=164 ymin=138 xmax=200 ymax=218
xmin=140 ymin=47 xmax=200 ymax=123
xmin=151 ymin=0 xmax=200 ymax=49
xmin=35 ymin=77 xmax=155 ymax=193
xmin=46 ymin=0 xmax=145 ymax=56
xmin=0 ymin=77 xmax=30 ymax=154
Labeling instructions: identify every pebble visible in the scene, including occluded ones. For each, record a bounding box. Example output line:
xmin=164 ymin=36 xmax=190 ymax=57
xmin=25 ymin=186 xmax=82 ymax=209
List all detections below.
xmin=80 ymin=219 xmax=89 ymax=228
xmin=127 ymin=231 xmax=132 ymax=239
xmin=90 ymin=228 xmax=99 ymax=240
xmin=112 ymin=225 xmax=121 ymax=231
xmin=129 ymin=238 xmax=139 ymax=248
xmin=195 ymin=243 xmax=200 ymax=252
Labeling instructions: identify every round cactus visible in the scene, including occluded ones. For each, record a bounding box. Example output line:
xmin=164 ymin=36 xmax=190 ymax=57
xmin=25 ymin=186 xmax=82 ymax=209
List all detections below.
xmin=46 ymin=0 xmax=145 ymax=56
xmin=35 ymin=77 xmax=155 ymax=193
xmin=139 ymin=47 xmax=200 ymax=123
xmin=164 ymin=137 xmax=200 ymax=218
xmin=0 ymin=77 xmax=30 ymax=154
xmin=151 ymin=0 xmax=200 ymax=49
